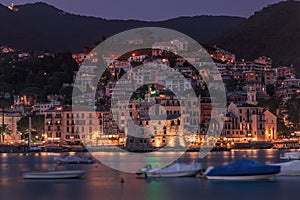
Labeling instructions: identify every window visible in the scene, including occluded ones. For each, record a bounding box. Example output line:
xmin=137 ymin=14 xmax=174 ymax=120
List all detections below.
xmin=56 ymin=132 xmax=61 ymax=138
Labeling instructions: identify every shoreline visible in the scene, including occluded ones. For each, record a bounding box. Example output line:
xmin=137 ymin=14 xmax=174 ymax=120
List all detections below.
xmin=0 ymin=147 xmax=294 ymax=154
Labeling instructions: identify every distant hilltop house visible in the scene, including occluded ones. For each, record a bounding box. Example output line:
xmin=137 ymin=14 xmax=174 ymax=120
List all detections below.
xmin=126 ymin=39 xmax=144 ymax=45
xmin=72 ymin=53 xmax=98 ymax=65
xmin=152 ymin=38 xmax=188 ymax=56
xmin=210 ymin=47 xmax=235 ymax=63
xmin=8 ymin=3 xmax=19 ymax=12
xmin=0 ymin=46 xmax=15 ymax=53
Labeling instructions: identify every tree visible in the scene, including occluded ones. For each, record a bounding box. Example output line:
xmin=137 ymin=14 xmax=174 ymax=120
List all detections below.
xmin=277 ymin=118 xmax=293 ymax=138
xmin=136 ymin=29 xmax=154 ymax=45
xmin=257 ymin=97 xmax=280 ymax=114
xmin=266 ymin=84 xmax=276 ymax=96
xmin=0 ymin=82 xmax=12 ymax=94
xmin=276 ymin=76 xmax=286 ymax=87
xmin=0 ymin=99 xmax=12 ymax=143
xmin=223 ymin=78 xmax=239 ymax=93
xmin=17 ymin=115 xmax=44 ymax=139
xmin=286 ymin=95 xmax=300 ymax=130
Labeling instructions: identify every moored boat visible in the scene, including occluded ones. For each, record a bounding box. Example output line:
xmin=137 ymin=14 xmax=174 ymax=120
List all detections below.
xmin=270 ymin=160 xmax=300 ymax=176
xmin=54 ymin=155 xmax=94 ymax=164
xmin=280 ymin=152 xmax=300 ymax=160
xmin=136 ymin=162 xmax=203 ymax=178
xmin=23 ymin=170 xmax=86 ymax=179
xmin=204 ymin=159 xmax=280 ymax=181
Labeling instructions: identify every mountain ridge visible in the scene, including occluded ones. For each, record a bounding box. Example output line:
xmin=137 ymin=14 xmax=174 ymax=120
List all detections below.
xmin=214 ymin=0 xmax=300 ymax=72
xmin=0 ymin=2 xmax=246 ymax=52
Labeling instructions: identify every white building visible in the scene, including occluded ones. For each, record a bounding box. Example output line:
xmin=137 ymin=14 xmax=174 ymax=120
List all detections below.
xmin=33 ymin=101 xmax=61 ymax=114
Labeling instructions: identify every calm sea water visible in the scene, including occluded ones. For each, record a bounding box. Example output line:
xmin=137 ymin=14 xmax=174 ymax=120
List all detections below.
xmin=0 ymin=150 xmax=299 ymax=200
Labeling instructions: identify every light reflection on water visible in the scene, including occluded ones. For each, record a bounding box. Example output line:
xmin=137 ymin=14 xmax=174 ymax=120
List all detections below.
xmin=0 ymin=149 xmax=299 ymax=200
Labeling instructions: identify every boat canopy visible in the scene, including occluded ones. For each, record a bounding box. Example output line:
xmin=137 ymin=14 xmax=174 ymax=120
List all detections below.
xmin=206 ymin=159 xmax=280 ymax=176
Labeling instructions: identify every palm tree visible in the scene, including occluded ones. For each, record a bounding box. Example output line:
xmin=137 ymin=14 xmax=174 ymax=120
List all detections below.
xmin=0 ymin=124 xmax=12 ymax=143
xmin=0 ymin=100 xmax=11 ymax=143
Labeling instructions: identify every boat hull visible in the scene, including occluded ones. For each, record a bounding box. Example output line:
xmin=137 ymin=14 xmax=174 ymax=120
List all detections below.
xmin=23 ymin=170 xmax=85 ymax=179
xmin=280 ymin=152 xmax=300 ymax=160
xmin=55 ymin=160 xmax=93 ymax=164
xmin=145 ymin=169 xmax=202 ymax=178
xmin=136 ymin=163 xmax=203 ymax=178
xmin=54 ymin=156 xmax=94 ymax=164
xmin=271 ymin=160 xmax=300 ymax=176
xmin=206 ymin=174 xmax=275 ymax=181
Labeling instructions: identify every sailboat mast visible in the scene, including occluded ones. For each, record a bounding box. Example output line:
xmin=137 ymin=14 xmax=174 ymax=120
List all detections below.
xmin=28 ymin=117 xmax=31 ymax=148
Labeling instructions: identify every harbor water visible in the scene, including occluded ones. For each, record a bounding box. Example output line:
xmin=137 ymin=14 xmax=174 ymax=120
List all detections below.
xmin=0 ymin=149 xmax=299 ymax=200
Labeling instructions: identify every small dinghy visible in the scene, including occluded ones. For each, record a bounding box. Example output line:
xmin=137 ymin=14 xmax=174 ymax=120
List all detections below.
xmin=136 ymin=162 xmax=203 ymax=178
xmin=23 ymin=170 xmax=86 ymax=179
xmin=204 ymin=159 xmax=280 ymax=181
xmin=270 ymin=160 xmax=300 ymax=176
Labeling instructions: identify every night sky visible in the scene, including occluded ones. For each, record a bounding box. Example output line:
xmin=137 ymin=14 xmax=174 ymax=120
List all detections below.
xmin=2 ymin=0 xmax=283 ymax=21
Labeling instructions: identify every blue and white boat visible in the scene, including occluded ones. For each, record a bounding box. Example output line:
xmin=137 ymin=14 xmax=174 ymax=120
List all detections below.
xmin=204 ymin=159 xmax=281 ymax=181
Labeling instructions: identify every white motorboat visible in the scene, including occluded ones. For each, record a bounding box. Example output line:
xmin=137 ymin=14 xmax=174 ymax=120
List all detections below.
xmin=270 ymin=160 xmax=300 ymax=176
xmin=136 ymin=162 xmax=203 ymax=178
xmin=54 ymin=155 xmax=94 ymax=164
xmin=280 ymin=152 xmax=300 ymax=160
xmin=23 ymin=170 xmax=86 ymax=179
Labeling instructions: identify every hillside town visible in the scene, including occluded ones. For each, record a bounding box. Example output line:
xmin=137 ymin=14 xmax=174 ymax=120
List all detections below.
xmin=0 ymin=37 xmax=299 ymax=152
